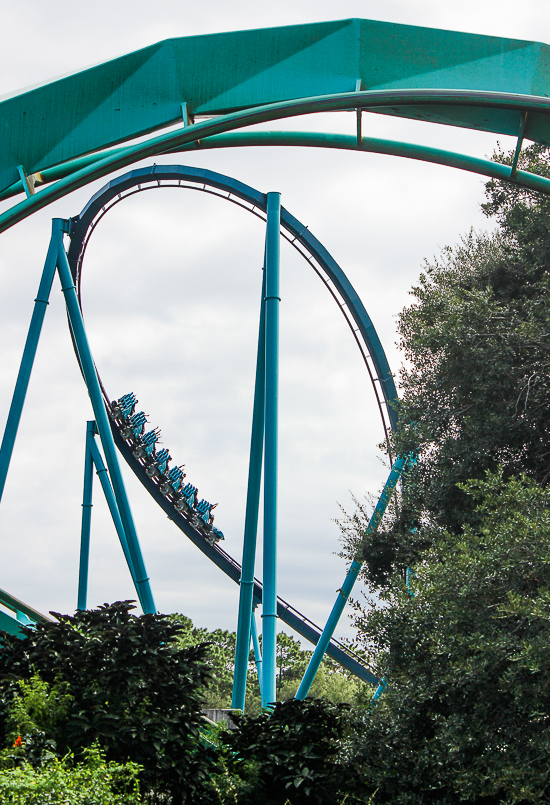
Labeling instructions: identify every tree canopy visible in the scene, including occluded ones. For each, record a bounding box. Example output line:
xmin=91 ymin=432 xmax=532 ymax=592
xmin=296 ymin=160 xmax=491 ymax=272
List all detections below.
xmin=340 ymin=144 xmax=550 ymax=590
xmin=336 ymin=144 xmax=550 ymax=802
xmin=349 ymin=472 xmax=550 ymax=802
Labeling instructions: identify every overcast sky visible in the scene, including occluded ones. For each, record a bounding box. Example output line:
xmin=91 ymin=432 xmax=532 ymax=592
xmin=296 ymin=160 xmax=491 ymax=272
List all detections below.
xmin=0 ymin=0 xmax=547 ymax=648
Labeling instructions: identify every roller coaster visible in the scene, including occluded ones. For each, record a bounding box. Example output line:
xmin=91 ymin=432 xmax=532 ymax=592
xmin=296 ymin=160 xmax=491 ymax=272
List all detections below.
xmin=68 ymin=162 xmax=390 ymax=689
xmin=2 ymin=17 xmax=550 ymax=710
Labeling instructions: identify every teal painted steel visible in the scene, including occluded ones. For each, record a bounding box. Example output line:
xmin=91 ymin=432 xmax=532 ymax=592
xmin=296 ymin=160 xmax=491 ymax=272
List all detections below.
xmin=65 ymin=164 xmax=383 ymax=684
xmin=88 ymin=431 xmax=139 ymax=591
xmin=2 ymin=18 xmax=550 ymax=194
xmin=55 ymin=226 xmax=156 ymax=615
xmin=2 ymin=88 xmax=550 ymax=234
xmin=250 ymin=607 xmax=263 ymax=701
xmin=0 ymin=221 xmax=59 ymax=503
xmin=4 ymin=128 xmax=550 ymax=204
xmin=295 ymin=454 xmax=409 ymax=700
xmin=0 ymin=610 xmax=27 ymax=637
xmin=232 ymin=272 xmax=267 ymax=711
xmin=67 ymin=163 xmax=397 ymax=432
xmin=371 ymin=678 xmax=387 ymax=703
xmin=5 ymin=19 xmax=542 ymax=681
xmin=0 ymin=586 xmax=51 ymax=624
xmin=77 ymin=421 xmax=95 ymax=610
xmin=262 ymin=192 xmax=281 ymax=708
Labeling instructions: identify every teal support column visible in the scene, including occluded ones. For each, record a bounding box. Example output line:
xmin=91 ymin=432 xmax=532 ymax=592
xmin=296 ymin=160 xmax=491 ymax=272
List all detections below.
xmin=232 ymin=271 xmax=266 ymax=711
xmin=77 ymin=421 xmax=95 ymax=610
xmin=251 ymin=606 xmax=263 ymax=698
xmin=87 ymin=432 xmax=138 ymax=589
xmin=295 ymin=454 xmax=408 ymax=700
xmin=55 ymin=221 xmax=156 ymax=614
xmin=371 ymin=678 xmax=387 ymax=704
xmin=262 ymin=192 xmax=281 ymax=707
xmin=0 ymin=220 xmax=59 ymax=503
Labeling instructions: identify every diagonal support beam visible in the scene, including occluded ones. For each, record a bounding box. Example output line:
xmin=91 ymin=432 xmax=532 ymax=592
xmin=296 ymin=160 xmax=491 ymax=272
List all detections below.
xmin=87 ymin=430 xmax=138 ymax=591
xmin=78 ymin=419 xmax=140 ymax=610
xmin=294 ymin=454 xmax=409 ymax=700
xmin=510 ymin=111 xmax=529 ymax=180
xmin=55 ymin=221 xmax=156 ymax=614
xmin=0 ymin=220 xmax=59 ymax=504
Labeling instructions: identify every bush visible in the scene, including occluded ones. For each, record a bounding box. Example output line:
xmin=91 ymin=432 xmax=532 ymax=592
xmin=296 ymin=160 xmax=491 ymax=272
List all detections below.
xmin=223 ymin=698 xmax=367 ymax=804
xmin=0 ymin=601 xmax=218 ymax=803
xmin=0 ymin=744 xmax=141 ymax=805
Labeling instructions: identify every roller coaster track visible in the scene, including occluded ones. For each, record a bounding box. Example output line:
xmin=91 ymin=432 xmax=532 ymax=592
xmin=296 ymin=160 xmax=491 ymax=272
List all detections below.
xmin=65 ymin=164 xmax=399 ymax=686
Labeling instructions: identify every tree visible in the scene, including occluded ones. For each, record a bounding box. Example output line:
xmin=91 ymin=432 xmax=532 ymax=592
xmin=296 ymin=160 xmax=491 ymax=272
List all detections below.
xmin=335 ymin=145 xmax=550 ymax=802
xmin=341 ymin=144 xmax=550 ymax=589
xmin=347 ymin=473 xmax=550 ymax=803
xmin=175 ymin=617 xmax=366 ymax=712
xmin=174 ymin=617 xmax=251 ymax=709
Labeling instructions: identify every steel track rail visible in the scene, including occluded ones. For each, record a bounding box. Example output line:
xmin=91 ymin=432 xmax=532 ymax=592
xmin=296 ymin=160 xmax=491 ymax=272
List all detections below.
xmin=3 ymin=88 xmax=550 ymax=233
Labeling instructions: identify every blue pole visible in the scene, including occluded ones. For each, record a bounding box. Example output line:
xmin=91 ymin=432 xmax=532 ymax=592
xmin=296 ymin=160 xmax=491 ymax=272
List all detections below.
xmin=262 ymin=192 xmax=281 ymax=707
xmin=77 ymin=421 xmax=95 ymax=610
xmin=232 ymin=270 xmax=266 ymax=711
xmin=295 ymin=454 xmax=408 ymax=700
xmin=371 ymin=677 xmax=387 ymax=704
xmin=55 ymin=221 xmax=156 ymax=614
xmin=87 ymin=432 xmax=138 ymax=588
xmin=0 ymin=220 xmax=59 ymax=503
xmin=251 ymin=606 xmax=263 ymax=699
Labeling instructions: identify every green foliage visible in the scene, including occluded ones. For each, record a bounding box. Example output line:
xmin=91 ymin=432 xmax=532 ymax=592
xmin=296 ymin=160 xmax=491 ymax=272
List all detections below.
xmin=335 ymin=146 xmax=550 ymax=802
xmin=397 ymin=222 xmax=550 ymax=529
xmin=347 ymin=472 xmax=550 ymax=802
xmin=0 ymin=601 xmax=218 ymax=803
xmin=7 ymin=674 xmax=71 ymax=743
xmin=173 ymin=616 xmax=366 ymax=712
xmin=223 ymin=698 xmax=366 ymax=805
xmin=340 ymin=143 xmax=550 ymax=590
xmin=0 ymin=605 xmax=369 ymax=803
xmin=0 ymin=743 xmax=141 ymax=804
xmin=1 ymin=674 xmax=72 ymax=769
xmin=172 ymin=616 xmax=260 ymax=711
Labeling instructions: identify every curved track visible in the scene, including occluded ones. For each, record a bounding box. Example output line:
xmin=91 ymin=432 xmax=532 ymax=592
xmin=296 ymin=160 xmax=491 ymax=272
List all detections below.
xmin=4 ymin=88 xmax=550 ymax=234
xmin=67 ymin=164 xmax=398 ymax=686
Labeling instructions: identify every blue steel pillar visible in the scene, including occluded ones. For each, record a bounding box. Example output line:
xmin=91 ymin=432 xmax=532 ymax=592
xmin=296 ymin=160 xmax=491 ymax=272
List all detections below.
xmin=262 ymin=192 xmax=281 ymax=707
xmin=55 ymin=221 xmax=156 ymax=614
xmin=251 ymin=606 xmax=263 ymax=698
xmin=78 ymin=419 xmax=140 ymax=610
xmin=87 ymin=433 xmax=138 ymax=589
xmin=295 ymin=454 xmax=409 ymax=700
xmin=0 ymin=220 xmax=60 ymax=504
xmin=77 ymin=421 xmax=95 ymax=610
xmin=232 ymin=271 xmax=266 ymax=711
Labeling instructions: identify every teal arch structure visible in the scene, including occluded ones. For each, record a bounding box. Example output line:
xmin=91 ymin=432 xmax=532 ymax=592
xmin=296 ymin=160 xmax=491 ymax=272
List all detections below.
xmin=2 ymin=17 xmax=550 ymax=222
xmin=2 ymin=17 xmax=550 ymax=703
